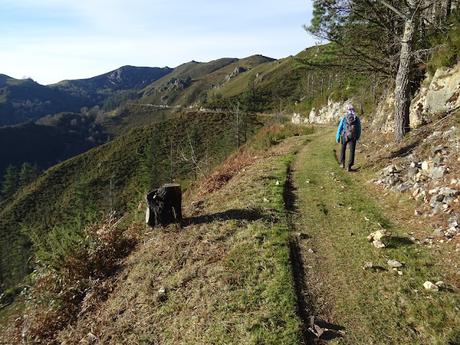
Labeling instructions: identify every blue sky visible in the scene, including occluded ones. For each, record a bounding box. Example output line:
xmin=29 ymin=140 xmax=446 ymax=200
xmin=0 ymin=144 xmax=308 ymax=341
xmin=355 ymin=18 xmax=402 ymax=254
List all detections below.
xmin=0 ymin=0 xmax=316 ymax=85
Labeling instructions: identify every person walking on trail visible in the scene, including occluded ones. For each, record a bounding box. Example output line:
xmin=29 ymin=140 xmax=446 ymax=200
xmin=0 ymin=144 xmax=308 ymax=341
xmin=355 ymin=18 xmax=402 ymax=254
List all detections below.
xmin=336 ymin=104 xmax=361 ymax=172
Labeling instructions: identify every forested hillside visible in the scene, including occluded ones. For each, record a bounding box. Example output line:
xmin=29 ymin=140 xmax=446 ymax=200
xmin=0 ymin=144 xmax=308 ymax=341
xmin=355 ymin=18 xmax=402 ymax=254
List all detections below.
xmin=0 ymin=110 xmax=263 ymax=289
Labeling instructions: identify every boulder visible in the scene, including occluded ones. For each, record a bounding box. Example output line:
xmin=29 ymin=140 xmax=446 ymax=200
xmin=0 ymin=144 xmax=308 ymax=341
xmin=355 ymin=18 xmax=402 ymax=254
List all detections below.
xmin=407 ymin=167 xmax=419 ymax=179
xmin=439 ymin=187 xmax=459 ymax=198
xmin=396 ymin=182 xmax=413 ymax=193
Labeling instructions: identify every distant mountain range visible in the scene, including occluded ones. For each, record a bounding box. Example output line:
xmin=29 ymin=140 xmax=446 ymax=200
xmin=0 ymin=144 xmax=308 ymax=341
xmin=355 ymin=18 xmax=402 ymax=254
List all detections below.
xmin=0 ymin=66 xmax=173 ymax=126
xmin=0 ymin=49 xmax=326 ymax=185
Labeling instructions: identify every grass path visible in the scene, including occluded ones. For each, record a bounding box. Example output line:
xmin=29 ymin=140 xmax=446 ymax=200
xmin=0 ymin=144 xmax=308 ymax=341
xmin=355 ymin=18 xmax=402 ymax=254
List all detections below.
xmin=291 ymin=129 xmax=460 ymax=344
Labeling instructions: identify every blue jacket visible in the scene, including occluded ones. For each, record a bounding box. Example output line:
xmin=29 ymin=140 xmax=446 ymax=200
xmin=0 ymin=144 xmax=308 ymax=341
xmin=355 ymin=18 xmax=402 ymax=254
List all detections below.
xmin=336 ymin=115 xmax=361 ymax=143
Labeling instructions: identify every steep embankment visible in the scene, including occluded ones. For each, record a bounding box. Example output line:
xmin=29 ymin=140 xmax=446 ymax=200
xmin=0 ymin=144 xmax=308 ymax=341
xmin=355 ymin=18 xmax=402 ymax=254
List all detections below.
xmin=5 ymin=130 xmax=311 ymax=344
xmin=0 ymin=111 xmax=263 ymax=289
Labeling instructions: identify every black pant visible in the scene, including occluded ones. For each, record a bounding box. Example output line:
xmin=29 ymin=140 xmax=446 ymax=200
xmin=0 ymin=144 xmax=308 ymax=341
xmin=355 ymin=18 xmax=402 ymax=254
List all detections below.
xmin=340 ymin=137 xmax=356 ymax=169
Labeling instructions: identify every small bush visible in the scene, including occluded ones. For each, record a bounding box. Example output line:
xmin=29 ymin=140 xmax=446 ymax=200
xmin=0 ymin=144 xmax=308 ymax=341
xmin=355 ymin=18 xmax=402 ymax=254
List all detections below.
xmin=7 ymin=213 xmax=141 ymax=344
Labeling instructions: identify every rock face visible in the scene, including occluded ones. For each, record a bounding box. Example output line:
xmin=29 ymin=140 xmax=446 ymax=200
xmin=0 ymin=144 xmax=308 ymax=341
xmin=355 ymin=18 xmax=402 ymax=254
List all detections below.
xmin=371 ymin=90 xmax=395 ymax=132
xmin=292 ymin=100 xmax=348 ymax=125
xmin=308 ymin=100 xmax=345 ymax=124
xmin=372 ymin=61 xmax=460 ymax=132
xmin=225 ymin=66 xmax=247 ymax=82
xmin=412 ymin=62 xmax=460 ymax=119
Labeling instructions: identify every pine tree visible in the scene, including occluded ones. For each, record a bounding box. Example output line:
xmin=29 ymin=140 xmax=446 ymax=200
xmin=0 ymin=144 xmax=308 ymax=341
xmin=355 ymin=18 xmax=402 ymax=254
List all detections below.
xmin=307 ymin=0 xmax=449 ymax=141
xmin=18 ymin=162 xmax=39 ymax=188
xmin=1 ymin=165 xmax=19 ymax=198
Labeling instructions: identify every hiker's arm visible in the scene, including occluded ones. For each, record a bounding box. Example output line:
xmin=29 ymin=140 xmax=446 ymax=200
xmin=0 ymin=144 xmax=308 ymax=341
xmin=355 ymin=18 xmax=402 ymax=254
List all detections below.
xmin=336 ymin=118 xmax=344 ymax=143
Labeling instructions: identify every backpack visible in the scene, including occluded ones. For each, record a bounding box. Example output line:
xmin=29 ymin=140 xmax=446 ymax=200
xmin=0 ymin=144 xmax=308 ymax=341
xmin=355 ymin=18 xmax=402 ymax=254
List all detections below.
xmin=344 ymin=113 xmax=358 ymax=141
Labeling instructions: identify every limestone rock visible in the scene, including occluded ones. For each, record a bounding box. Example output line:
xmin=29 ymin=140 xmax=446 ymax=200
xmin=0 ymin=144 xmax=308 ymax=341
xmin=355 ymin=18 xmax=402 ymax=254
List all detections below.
xmin=387 ymin=259 xmax=403 ymax=268
xmin=373 ymin=240 xmax=386 ymax=249
xmin=430 ymin=166 xmax=446 ymax=180
xmin=307 ymin=99 xmax=348 ymax=124
xmin=421 ymin=160 xmax=434 ymax=173
xmin=435 ymin=281 xmax=446 ymax=288
xmin=423 ymin=281 xmax=439 ymax=292
xmin=409 ymin=62 xmax=460 ymax=124
xmin=367 ymin=230 xmax=389 ymax=242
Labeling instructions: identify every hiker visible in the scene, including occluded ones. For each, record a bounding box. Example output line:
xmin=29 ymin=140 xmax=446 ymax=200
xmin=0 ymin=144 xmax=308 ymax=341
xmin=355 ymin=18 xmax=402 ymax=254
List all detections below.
xmin=336 ymin=104 xmax=361 ymax=171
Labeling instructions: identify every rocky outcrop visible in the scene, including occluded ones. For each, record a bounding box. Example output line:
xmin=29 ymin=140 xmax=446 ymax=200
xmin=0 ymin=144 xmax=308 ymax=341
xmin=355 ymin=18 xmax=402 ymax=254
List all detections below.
xmin=412 ymin=62 xmax=460 ymax=120
xmin=292 ymin=100 xmax=347 ymax=125
xmin=372 ymin=61 xmax=460 ymax=132
xmin=225 ymin=66 xmax=247 ymax=82
xmin=371 ymin=90 xmax=394 ymax=132
xmin=161 ymin=77 xmax=192 ymax=92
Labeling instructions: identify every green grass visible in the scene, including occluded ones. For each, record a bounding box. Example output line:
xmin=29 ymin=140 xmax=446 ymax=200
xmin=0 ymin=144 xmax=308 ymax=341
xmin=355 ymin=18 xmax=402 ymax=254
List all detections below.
xmin=206 ymin=44 xmax=381 ymax=116
xmin=0 ymin=111 xmax=264 ymax=290
xmin=293 ymin=129 xmax=460 ymax=344
xmin=50 ymin=134 xmax=308 ymax=344
xmin=140 ymin=55 xmax=274 ymax=107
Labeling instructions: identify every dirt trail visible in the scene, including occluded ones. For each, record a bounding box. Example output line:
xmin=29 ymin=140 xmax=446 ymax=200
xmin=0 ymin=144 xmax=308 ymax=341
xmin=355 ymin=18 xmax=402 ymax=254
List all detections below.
xmin=289 ymin=129 xmax=460 ymax=344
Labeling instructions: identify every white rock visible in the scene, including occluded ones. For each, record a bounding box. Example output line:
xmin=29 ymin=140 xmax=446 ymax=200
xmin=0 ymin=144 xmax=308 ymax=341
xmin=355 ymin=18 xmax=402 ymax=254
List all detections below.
xmin=387 ymin=259 xmax=403 ymax=268
xmin=423 ymin=281 xmax=439 ymax=291
xmin=435 ymin=281 xmax=446 ymax=288
xmin=421 ymin=160 xmax=434 ymax=173
xmin=362 ymin=262 xmax=374 ymax=270
xmin=373 ymin=240 xmax=386 ymax=248
xmin=430 ymin=167 xmax=446 ymax=180
xmin=367 ymin=230 xmax=389 ymax=242
xmin=429 ymin=188 xmax=440 ymax=195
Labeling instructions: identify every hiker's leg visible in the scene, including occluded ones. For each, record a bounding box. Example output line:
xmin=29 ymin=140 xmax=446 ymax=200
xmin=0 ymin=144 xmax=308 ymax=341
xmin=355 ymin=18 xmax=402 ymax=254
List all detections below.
xmin=348 ymin=140 xmax=356 ymax=169
xmin=340 ymin=138 xmax=347 ymax=167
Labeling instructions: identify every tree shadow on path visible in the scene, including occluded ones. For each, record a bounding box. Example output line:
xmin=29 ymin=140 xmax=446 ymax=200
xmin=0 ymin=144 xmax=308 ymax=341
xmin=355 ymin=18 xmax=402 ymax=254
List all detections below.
xmin=183 ymin=208 xmax=276 ymax=226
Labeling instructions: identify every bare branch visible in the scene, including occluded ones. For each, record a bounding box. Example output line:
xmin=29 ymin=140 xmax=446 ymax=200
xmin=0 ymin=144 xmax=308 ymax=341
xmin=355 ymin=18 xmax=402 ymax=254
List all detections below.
xmin=378 ymin=0 xmax=407 ymax=19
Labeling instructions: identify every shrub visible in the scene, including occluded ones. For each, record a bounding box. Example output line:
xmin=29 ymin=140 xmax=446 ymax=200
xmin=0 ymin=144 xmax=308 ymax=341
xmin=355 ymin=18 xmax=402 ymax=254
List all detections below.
xmin=7 ymin=213 xmax=141 ymax=344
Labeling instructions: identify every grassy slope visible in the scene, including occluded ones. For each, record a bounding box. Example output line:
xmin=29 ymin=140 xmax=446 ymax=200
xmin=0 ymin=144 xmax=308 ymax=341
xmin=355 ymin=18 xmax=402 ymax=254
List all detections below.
xmin=140 ymin=55 xmax=274 ymax=106
xmin=292 ymin=129 xmax=460 ymax=344
xmin=0 ymin=111 xmax=263 ymax=288
xmin=54 ymin=134 xmax=308 ymax=344
xmin=211 ymin=45 xmax=381 ymax=116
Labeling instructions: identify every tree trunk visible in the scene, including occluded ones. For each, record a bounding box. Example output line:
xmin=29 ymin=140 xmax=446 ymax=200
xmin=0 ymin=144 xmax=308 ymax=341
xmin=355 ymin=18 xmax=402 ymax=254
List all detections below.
xmin=394 ymin=16 xmax=415 ymax=142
